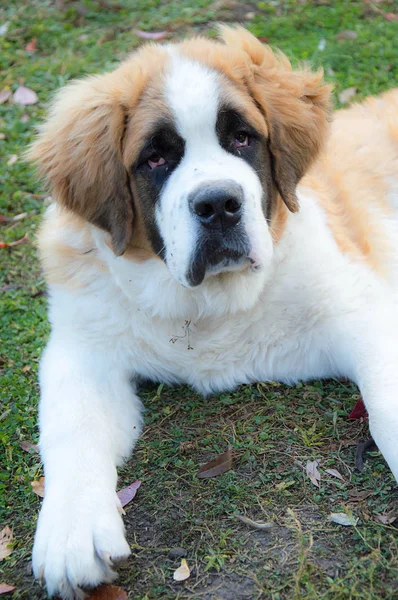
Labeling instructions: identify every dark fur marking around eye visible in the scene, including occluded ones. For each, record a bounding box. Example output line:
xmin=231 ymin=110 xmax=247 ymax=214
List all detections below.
xmin=216 ymin=106 xmax=276 ymax=222
xmin=131 ymin=120 xmax=185 ymax=259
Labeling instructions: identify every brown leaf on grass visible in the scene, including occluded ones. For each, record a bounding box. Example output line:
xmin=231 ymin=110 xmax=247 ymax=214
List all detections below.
xmin=31 ymin=477 xmax=45 ymax=498
xmin=22 ymin=365 xmax=31 ymax=373
xmin=375 ymin=514 xmax=396 ymax=525
xmin=117 ymin=480 xmax=141 ymax=508
xmin=197 ymin=447 xmax=232 ymax=479
xmin=0 ymin=527 xmax=13 ymax=561
xmin=25 ymin=37 xmax=37 ymax=53
xmin=0 ymin=212 xmax=28 ymax=224
xmin=0 ymin=234 xmax=28 ymax=248
xmin=86 ymin=585 xmax=128 ymax=599
xmin=7 ymin=155 xmax=17 ymax=166
xmin=133 ymin=29 xmax=169 ymax=41
xmin=336 ymin=30 xmax=358 ymax=40
xmin=20 ymin=441 xmax=39 ymax=453
xmin=234 ymin=514 xmax=274 ymax=530
xmin=173 ymin=559 xmax=190 ymax=581
xmin=179 ymin=440 xmax=197 ymax=453
xmin=338 ymin=87 xmax=357 ymax=105
xmin=325 ymin=468 xmax=344 ymax=480
xmin=306 ymin=460 xmax=321 ymax=488
xmin=0 ymin=90 xmax=11 ymax=104
xmin=0 ymin=584 xmax=15 ymax=595
xmin=13 ymin=85 xmax=38 ymax=105
xmin=348 ymin=489 xmax=372 ymax=502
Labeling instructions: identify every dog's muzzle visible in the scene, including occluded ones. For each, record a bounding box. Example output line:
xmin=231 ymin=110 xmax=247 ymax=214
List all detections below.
xmin=186 ymin=180 xmax=251 ymax=286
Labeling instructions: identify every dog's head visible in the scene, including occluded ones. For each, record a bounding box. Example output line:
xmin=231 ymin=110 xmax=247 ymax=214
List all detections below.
xmin=30 ymin=27 xmax=331 ymax=296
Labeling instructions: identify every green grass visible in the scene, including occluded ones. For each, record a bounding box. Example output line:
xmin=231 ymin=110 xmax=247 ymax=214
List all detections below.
xmin=1 ymin=1 xmax=397 ymax=598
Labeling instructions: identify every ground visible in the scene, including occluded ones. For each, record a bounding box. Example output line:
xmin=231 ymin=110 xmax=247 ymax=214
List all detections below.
xmin=1 ymin=1 xmax=398 ymax=598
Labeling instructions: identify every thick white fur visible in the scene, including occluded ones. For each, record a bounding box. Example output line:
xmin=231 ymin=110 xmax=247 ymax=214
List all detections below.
xmin=33 ymin=55 xmax=398 ymax=599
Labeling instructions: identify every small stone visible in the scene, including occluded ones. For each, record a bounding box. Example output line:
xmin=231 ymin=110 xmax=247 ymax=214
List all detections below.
xmin=168 ymin=547 xmax=187 ymax=559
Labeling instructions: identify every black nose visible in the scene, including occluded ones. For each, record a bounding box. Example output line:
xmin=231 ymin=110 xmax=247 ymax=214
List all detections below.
xmin=190 ymin=182 xmax=243 ymax=230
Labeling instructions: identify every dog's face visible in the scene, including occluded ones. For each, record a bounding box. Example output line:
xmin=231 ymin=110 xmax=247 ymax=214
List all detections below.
xmin=132 ymin=55 xmax=275 ymax=287
xmin=30 ymin=27 xmax=331 ymax=294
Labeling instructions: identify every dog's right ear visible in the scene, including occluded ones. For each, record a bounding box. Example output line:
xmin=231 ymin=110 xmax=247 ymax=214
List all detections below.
xmin=28 ymin=73 xmax=134 ymax=255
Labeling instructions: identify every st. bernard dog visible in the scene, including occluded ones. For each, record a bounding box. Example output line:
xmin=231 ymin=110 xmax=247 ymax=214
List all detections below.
xmin=29 ymin=25 xmax=398 ymax=599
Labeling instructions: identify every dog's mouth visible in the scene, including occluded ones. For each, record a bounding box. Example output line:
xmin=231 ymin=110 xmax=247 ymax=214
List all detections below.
xmin=185 ymin=233 xmax=252 ymax=287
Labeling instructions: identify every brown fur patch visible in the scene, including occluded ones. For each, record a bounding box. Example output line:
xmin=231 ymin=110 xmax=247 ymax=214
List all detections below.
xmin=302 ymin=88 xmax=398 ymax=274
xmin=29 ymin=45 xmax=169 ymax=258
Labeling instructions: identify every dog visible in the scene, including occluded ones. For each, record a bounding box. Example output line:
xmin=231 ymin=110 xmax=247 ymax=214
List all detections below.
xmin=29 ymin=26 xmax=398 ymax=599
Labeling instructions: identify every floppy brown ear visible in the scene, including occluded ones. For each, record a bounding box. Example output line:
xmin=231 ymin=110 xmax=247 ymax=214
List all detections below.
xmin=28 ymin=73 xmax=133 ymax=255
xmin=219 ymin=26 xmax=332 ymax=212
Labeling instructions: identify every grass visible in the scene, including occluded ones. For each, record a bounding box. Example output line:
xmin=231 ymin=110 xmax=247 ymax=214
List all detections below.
xmin=1 ymin=0 xmax=398 ymax=598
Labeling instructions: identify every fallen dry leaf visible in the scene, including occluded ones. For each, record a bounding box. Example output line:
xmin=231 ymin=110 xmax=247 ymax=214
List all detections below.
xmin=0 ymin=234 xmax=28 ymax=248
xmin=0 ymin=90 xmax=11 ymax=104
xmin=338 ymin=87 xmax=357 ymax=105
xmin=275 ymin=479 xmax=295 ymax=491
xmin=197 ymin=447 xmax=232 ymax=479
xmin=173 ymin=558 xmax=190 ymax=582
xmin=328 ymin=512 xmax=358 ymax=526
xmin=375 ymin=514 xmax=396 ymax=525
xmin=117 ymin=480 xmax=141 ymax=508
xmin=20 ymin=440 xmax=39 ymax=453
xmin=325 ymin=468 xmax=344 ymax=481
xmin=0 ymin=584 xmax=15 ymax=595
xmin=0 ymin=212 xmax=28 ymax=223
xmin=306 ymin=460 xmax=321 ymax=488
xmin=234 ymin=514 xmax=274 ymax=530
xmin=6 ymin=155 xmax=17 ymax=166
xmin=31 ymin=477 xmax=45 ymax=498
xmin=13 ymin=85 xmax=38 ymax=105
xmin=348 ymin=396 xmax=368 ymax=420
xmin=337 ymin=29 xmax=358 ymax=40
xmin=179 ymin=440 xmax=197 ymax=453
xmin=134 ymin=29 xmax=168 ymax=40
xmin=25 ymin=37 xmax=37 ymax=53
xmin=348 ymin=489 xmax=372 ymax=502
xmin=22 ymin=365 xmax=31 ymax=373
xmin=0 ymin=527 xmax=13 ymax=561
xmin=384 ymin=13 xmax=398 ymax=22
xmin=86 ymin=585 xmax=128 ymax=599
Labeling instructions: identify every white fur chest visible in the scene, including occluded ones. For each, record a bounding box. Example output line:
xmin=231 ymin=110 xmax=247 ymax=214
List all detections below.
xmin=48 ymin=194 xmax=390 ymax=396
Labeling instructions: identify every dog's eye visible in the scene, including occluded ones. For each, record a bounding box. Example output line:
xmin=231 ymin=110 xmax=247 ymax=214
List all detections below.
xmin=148 ymin=153 xmax=166 ymax=169
xmin=234 ymin=132 xmax=249 ymax=148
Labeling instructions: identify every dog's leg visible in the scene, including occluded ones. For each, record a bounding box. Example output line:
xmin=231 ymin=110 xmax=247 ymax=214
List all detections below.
xmin=337 ymin=316 xmax=398 ymax=483
xmin=355 ymin=364 xmax=398 ymax=482
xmin=32 ymin=334 xmax=141 ymax=599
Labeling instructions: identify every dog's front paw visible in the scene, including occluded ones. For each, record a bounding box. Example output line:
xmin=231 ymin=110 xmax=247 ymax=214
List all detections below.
xmin=32 ymin=491 xmax=131 ymax=599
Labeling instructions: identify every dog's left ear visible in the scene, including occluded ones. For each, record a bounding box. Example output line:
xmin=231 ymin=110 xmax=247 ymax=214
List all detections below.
xmin=219 ymin=26 xmax=332 ymax=212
